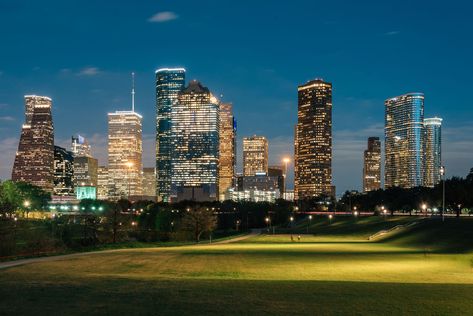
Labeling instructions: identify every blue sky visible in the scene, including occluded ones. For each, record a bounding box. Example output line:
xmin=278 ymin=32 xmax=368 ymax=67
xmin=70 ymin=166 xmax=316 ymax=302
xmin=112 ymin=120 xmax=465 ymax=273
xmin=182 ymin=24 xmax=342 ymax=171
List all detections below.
xmin=1 ymin=0 xmax=472 ymax=195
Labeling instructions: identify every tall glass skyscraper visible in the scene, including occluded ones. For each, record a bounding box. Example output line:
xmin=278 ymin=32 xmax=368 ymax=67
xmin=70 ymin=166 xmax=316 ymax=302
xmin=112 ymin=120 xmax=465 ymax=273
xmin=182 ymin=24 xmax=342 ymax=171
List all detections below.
xmin=295 ymin=79 xmax=333 ymax=199
xmin=218 ymin=102 xmax=236 ymax=200
xmin=155 ymin=68 xmax=186 ymax=202
xmin=385 ymin=93 xmax=424 ymax=188
xmin=53 ymin=145 xmax=74 ymax=196
xmin=12 ymin=95 xmax=54 ymax=192
xmin=363 ymin=137 xmax=381 ymax=192
xmin=423 ymin=117 xmax=442 ymax=187
xmin=170 ymin=80 xmax=219 ymax=202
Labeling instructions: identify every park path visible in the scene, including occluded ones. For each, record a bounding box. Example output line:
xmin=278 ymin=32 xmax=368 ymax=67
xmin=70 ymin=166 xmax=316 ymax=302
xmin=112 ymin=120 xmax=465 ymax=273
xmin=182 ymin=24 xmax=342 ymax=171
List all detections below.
xmin=0 ymin=231 xmax=259 ymax=270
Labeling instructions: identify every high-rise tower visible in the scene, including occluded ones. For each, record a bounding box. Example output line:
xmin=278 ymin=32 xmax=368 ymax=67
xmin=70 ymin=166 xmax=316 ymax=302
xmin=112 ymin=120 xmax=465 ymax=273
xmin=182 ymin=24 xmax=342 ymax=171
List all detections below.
xmin=218 ymin=103 xmax=236 ymax=200
xmin=243 ymin=136 xmax=268 ymax=176
xmin=423 ymin=117 xmax=442 ymax=187
xmin=170 ymin=80 xmax=219 ymax=202
xmin=385 ymin=93 xmax=424 ymax=188
xmin=12 ymin=95 xmax=54 ymax=192
xmin=294 ymin=79 xmax=332 ymax=199
xmin=363 ymin=137 xmax=381 ymax=192
xmin=155 ymin=68 xmax=186 ymax=202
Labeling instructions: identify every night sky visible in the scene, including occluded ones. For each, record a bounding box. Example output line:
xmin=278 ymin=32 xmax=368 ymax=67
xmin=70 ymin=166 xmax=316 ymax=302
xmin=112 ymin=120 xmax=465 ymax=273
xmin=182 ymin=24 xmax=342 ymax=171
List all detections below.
xmin=1 ymin=0 xmax=472 ymax=195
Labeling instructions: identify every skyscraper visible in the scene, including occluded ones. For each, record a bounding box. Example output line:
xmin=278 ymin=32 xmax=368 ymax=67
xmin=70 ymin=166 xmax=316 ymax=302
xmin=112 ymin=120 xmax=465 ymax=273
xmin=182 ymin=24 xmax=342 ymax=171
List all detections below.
xmin=142 ymin=167 xmax=157 ymax=200
xmin=363 ymin=137 xmax=381 ymax=192
xmin=107 ymin=74 xmax=143 ymax=199
xmin=53 ymin=145 xmax=74 ymax=196
xmin=295 ymin=79 xmax=332 ymax=199
xmin=12 ymin=95 xmax=54 ymax=192
xmin=97 ymin=166 xmax=109 ymax=200
xmin=170 ymin=80 xmax=219 ymax=202
xmin=218 ymin=102 xmax=236 ymax=199
xmin=243 ymin=136 xmax=268 ymax=176
xmin=423 ymin=117 xmax=442 ymax=187
xmin=155 ymin=68 xmax=186 ymax=202
xmin=385 ymin=93 xmax=424 ymax=188
xmin=71 ymin=135 xmax=91 ymax=157
xmin=108 ymin=111 xmax=143 ymax=199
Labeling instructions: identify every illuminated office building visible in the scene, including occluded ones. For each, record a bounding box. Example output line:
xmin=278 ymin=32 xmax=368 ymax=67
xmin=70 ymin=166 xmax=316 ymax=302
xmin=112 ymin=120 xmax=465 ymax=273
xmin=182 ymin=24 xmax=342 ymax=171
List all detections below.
xmin=295 ymin=79 xmax=332 ymax=199
xmin=170 ymin=80 xmax=219 ymax=202
xmin=97 ymin=166 xmax=109 ymax=200
xmin=385 ymin=93 xmax=424 ymax=188
xmin=155 ymin=68 xmax=186 ymax=202
xmin=218 ymin=102 xmax=236 ymax=200
xmin=268 ymin=165 xmax=285 ymax=196
xmin=243 ymin=136 xmax=268 ymax=176
xmin=423 ymin=117 xmax=442 ymax=187
xmin=53 ymin=145 xmax=74 ymax=196
xmin=142 ymin=167 xmax=157 ymax=200
xmin=73 ymin=156 xmax=98 ymax=187
xmin=71 ymin=135 xmax=91 ymax=157
xmin=363 ymin=137 xmax=381 ymax=192
xmin=12 ymin=95 xmax=54 ymax=192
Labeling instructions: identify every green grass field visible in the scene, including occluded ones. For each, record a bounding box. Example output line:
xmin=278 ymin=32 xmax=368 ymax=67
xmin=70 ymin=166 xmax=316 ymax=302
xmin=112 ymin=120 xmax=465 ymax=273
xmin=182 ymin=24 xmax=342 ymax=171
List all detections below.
xmin=1 ymin=217 xmax=473 ymax=315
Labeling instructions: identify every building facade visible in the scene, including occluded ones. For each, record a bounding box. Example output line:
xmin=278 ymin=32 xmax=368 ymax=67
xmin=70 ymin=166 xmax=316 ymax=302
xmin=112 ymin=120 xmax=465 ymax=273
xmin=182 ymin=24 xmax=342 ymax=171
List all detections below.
xmin=73 ymin=156 xmax=98 ymax=187
xmin=423 ymin=117 xmax=442 ymax=187
xmin=268 ymin=165 xmax=285 ymax=196
xmin=385 ymin=93 xmax=424 ymax=188
xmin=218 ymin=102 xmax=236 ymax=200
xmin=12 ymin=95 xmax=55 ymax=192
xmin=243 ymin=136 xmax=268 ymax=176
xmin=97 ymin=166 xmax=109 ymax=200
xmin=363 ymin=137 xmax=381 ymax=192
xmin=108 ymin=111 xmax=143 ymax=199
xmin=53 ymin=145 xmax=74 ymax=196
xmin=295 ymin=79 xmax=333 ymax=199
xmin=170 ymin=80 xmax=219 ymax=202
xmin=71 ymin=135 xmax=91 ymax=157
xmin=142 ymin=167 xmax=157 ymax=200
xmin=155 ymin=68 xmax=186 ymax=202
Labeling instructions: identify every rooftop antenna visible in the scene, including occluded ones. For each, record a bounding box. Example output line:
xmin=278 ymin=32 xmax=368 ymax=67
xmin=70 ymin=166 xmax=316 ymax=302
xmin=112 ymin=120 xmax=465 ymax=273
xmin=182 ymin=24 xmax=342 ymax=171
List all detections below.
xmin=131 ymin=72 xmax=135 ymax=112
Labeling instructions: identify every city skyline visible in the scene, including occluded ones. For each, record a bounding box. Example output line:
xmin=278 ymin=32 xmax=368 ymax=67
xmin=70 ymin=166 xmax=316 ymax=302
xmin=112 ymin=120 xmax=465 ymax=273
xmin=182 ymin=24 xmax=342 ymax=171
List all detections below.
xmin=1 ymin=1 xmax=473 ymax=195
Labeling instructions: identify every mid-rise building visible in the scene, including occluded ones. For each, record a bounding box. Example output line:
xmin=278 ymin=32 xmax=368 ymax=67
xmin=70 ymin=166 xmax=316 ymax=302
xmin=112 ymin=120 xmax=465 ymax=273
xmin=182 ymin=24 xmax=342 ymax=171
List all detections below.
xmin=142 ymin=167 xmax=157 ymax=200
xmin=385 ymin=93 xmax=424 ymax=188
xmin=236 ymin=174 xmax=281 ymax=193
xmin=224 ymin=188 xmax=279 ymax=203
xmin=73 ymin=156 xmax=98 ymax=187
xmin=423 ymin=117 xmax=442 ymax=187
xmin=295 ymin=79 xmax=333 ymax=199
xmin=155 ymin=68 xmax=186 ymax=202
xmin=363 ymin=137 xmax=381 ymax=192
xmin=243 ymin=136 xmax=268 ymax=176
xmin=268 ymin=165 xmax=285 ymax=196
xmin=170 ymin=80 xmax=219 ymax=202
xmin=12 ymin=95 xmax=54 ymax=192
xmin=97 ymin=166 xmax=109 ymax=200
xmin=53 ymin=145 xmax=74 ymax=196
xmin=218 ymin=102 xmax=236 ymax=200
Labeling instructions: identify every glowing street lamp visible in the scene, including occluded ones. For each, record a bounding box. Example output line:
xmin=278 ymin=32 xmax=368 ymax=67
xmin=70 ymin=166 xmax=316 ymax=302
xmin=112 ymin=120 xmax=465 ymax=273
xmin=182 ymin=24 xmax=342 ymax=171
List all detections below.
xmin=328 ymin=214 xmax=333 ymax=224
xmin=307 ymin=215 xmax=313 ymax=233
xmin=440 ymin=166 xmax=446 ymax=222
xmin=23 ymin=200 xmax=31 ymax=218
xmin=421 ymin=203 xmax=427 ymax=217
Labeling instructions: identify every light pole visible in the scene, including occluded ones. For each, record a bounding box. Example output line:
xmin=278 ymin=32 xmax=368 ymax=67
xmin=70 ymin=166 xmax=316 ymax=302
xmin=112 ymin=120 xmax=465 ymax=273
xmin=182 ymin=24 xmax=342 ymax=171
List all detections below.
xmin=440 ymin=166 xmax=446 ymax=222
xmin=421 ymin=203 xmax=427 ymax=217
xmin=307 ymin=215 xmax=312 ymax=233
xmin=23 ymin=200 xmax=30 ymax=218
xmin=328 ymin=214 xmax=333 ymax=225
xmin=265 ymin=217 xmax=270 ymax=232
xmin=282 ymin=158 xmax=290 ymax=199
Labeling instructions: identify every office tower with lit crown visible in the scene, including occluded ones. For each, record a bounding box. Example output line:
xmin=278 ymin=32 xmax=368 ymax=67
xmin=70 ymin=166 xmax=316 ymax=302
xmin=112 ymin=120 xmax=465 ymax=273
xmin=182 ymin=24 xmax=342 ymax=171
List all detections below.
xmin=170 ymin=80 xmax=219 ymax=201
xmin=243 ymin=136 xmax=268 ymax=176
xmin=108 ymin=74 xmax=143 ymax=199
xmin=218 ymin=102 xmax=236 ymax=199
xmin=423 ymin=117 xmax=442 ymax=187
xmin=53 ymin=145 xmax=74 ymax=196
xmin=71 ymin=135 xmax=91 ymax=157
xmin=12 ymin=95 xmax=54 ymax=192
xmin=385 ymin=93 xmax=424 ymax=188
xmin=142 ymin=167 xmax=157 ymax=200
xmin=295 ymin=79 xmax=332 ymax=199
xmin=155 ymin=68 xmax=186 ymax=202
xmin=363 ymin=137 xmax=381 ymax=192
xmin=97 ymin=166 xmax=109 ymax=200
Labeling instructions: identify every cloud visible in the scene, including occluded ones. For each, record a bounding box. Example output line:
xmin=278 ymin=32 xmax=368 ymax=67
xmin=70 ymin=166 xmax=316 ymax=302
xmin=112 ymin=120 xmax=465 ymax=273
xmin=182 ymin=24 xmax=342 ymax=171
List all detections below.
xmin=0 ymin=116 xmax=15 ymax=121
xmin=385 ymin=31 xmax=400 ymax=36
xmin=148 ymin=11 xmax=178 ymax=23
xmin=78 ymin=67 xmax=101 ymax=76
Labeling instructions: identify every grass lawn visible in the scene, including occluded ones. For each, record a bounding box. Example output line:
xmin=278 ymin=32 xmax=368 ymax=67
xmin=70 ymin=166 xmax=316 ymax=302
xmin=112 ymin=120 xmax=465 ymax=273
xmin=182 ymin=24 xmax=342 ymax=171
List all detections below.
xmin=1 ymin=218 xmax=473 ymax=315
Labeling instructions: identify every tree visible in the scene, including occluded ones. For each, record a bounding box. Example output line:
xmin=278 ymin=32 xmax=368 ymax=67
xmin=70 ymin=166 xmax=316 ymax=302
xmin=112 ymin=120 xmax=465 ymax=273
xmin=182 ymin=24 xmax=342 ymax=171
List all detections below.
xmin=0 ymin=180 xmax=22 ymax=217
xmin=180 ymin=207 xmax=217 ymax=242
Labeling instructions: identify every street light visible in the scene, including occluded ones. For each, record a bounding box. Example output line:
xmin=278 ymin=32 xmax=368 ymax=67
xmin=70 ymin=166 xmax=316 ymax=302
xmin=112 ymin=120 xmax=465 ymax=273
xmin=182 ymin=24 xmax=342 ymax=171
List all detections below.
xmin=440 ymin=166 xmax=446 ymax=222
xmin=265 ymin=217 xmax=270 ymax=232
xmin=307 ymin=215 xmax=312 ymax=233
xmin=282 ymin=157 xmax=290 ymax=199
xmin=23 ymin=200 xmax=30 ymax=218
xmin=328 ymin=214 xmax=333 ymax=224
xmin=421 ymin=203 xmax=427 ymax=217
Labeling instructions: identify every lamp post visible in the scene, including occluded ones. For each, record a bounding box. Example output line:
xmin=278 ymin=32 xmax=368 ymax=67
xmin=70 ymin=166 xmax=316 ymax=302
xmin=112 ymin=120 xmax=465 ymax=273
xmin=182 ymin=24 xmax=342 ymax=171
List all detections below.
xmin=290 ymin=216 xmax=294 ymax=239
xmin=282 ymin=158 xmax=290 ymax=199
xmin=23 ymin=200 xmax=30 ymax=218
xmin=328 ymin=214 xmax=333 ymax=225
xmin=440 ymin=166 xmax=445 ymax=222
xmin=421 ymin=203 xmax=427 ymax=217
xmin=265 ymin=216 xmax=270 ymax=232
xmin=307 ymin=215 xmax=312 ymax=233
